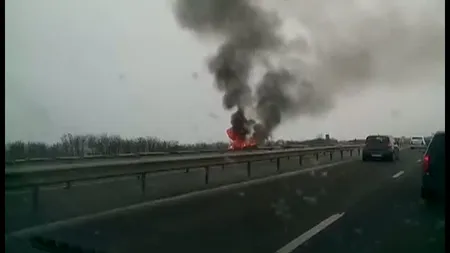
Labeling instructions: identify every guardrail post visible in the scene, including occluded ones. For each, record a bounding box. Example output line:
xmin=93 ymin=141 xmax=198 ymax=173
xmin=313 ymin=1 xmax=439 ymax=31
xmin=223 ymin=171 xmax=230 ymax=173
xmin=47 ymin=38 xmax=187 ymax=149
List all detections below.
xmin=287 ymin=156 xmax=290 ymax=160
xmin=299 ymin=155 xmax=303 ymax=165
xmin=340 ymin=150 xmax=344 ymax=160
xmin=64 ymin=181 xmax=72 ymax=189
xmin=329 ymin=152 xmax=333 ymax=160
xmin=247 ymin=162 xmax=251 ymax=178
xmin=222 ymin=164 xmax=225 ymax=171
xmin=357 ymin=148 xmax=361 ymax=156
xmin=140 ymin=173 xmax=146 ymax=198
xmin=185 ymin=168 xmax=190 ymax=173
xmin=276 ymin=158 xmax=281 ymax=172
xmin=350 ymin=150 xmax=353 ymax=156
xmin=315 ymin=153 xmax=319 ymax=161
xmin=32 ymin=186 xmax=39 ymax=214
xmin=205 ymin=166 xmax=210 ymax=184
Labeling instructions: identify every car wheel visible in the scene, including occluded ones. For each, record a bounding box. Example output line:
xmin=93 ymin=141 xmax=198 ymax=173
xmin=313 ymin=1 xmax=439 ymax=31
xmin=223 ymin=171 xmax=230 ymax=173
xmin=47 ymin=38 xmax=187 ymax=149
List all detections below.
xmin=421 ymin=187 xmax=435 ymax=204
xmin=388 ymin=152 xmax=395 ymax=162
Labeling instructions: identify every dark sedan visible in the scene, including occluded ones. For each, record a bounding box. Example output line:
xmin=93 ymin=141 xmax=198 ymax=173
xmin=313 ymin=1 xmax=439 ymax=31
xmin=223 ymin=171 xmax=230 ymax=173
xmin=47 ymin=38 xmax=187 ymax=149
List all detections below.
xmin=421 ymin=131 xmax=445 ymax=202
xmin=362 ymin=135 xmax=400 ymax=162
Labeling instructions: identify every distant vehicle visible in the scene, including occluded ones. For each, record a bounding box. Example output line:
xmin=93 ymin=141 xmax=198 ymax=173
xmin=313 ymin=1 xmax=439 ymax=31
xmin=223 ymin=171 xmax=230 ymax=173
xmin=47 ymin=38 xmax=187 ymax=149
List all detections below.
xmin=394 ymin=137 xmax=402 ymax=147
xmin=362 ymin=135 xmax=400 ymax=162
xmin=421 ymin=131 xmax=445 ymax=202
xmin=410 ymin=136 xmax=426 ymax=149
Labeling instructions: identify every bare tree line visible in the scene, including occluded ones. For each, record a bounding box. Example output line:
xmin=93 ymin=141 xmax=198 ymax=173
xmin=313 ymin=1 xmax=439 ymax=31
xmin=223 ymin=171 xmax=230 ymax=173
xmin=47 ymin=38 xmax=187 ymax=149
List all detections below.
xmin=5 ymin=132 xmax=370 ymax=161
xmin=5 ymin=133 xmax=230 ymax=161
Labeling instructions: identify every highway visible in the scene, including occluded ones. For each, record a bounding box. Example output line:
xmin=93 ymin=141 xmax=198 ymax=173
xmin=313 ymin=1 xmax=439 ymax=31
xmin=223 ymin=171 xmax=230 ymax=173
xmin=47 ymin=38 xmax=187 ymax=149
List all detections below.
xmin=5 ymin=149 xmax=444 ymax=253
xmin=5 ymin=150 xmax=353 ymax=233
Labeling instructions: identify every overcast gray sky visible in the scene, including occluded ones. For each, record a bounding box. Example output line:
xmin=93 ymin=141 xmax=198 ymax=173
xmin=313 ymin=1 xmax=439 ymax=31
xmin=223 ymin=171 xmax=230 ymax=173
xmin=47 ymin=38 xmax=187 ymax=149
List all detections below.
xmin=5 ymin=0 xmax=445 ymax=144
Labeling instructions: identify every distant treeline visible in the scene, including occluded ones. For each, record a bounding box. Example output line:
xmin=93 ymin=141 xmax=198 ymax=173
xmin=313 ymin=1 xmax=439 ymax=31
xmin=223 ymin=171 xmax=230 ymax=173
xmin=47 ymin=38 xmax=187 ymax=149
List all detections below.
xmin=291 ymin=138 xmax=339 ymax=146
xmin=5 ymin=133 xmax=230 ymax=161
xmin=5 ymin=133 xmax=353 ymax=161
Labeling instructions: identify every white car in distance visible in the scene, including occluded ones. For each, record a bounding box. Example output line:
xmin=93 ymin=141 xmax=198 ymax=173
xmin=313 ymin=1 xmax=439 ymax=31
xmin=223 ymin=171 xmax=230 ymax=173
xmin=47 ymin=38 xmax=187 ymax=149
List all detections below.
xmin=410 ymin=136 xmax=426 ymax=149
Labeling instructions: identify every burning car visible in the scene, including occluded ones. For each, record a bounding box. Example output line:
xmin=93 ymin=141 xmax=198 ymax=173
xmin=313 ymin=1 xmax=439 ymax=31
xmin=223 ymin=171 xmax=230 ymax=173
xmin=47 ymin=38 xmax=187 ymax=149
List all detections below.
xmin=226 ymin=127 xmax=257 ymax=150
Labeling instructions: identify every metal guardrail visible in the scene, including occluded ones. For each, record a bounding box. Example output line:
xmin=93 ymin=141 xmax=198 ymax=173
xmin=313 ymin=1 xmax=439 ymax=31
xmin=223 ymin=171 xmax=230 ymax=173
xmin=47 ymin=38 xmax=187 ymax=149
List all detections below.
xmin=5 ymin=146 xmax=296 ymax=166
xmin=5 ymin=150 xmax=220 ymax=166
xmin=5 ymin=144 xmax=362 ymax=213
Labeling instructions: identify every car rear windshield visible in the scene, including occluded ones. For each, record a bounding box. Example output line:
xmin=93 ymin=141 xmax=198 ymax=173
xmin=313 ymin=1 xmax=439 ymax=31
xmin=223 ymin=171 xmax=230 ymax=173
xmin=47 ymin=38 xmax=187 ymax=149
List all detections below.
xmin=366 ymin=136 xmax=389 ymax=144
xmin=412 ymin=137 xmax=423 ymax=140
xmin=426 ymin=133 xmax=445 ymax=158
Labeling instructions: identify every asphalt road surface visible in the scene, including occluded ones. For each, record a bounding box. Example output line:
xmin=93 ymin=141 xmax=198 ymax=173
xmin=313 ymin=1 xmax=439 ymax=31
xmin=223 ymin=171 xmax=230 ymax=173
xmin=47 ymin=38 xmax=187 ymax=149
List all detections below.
xmin=6 ymin=148 xmax=443 ymax=253
xmin=6 ymin=150 xmax=355 ymax=233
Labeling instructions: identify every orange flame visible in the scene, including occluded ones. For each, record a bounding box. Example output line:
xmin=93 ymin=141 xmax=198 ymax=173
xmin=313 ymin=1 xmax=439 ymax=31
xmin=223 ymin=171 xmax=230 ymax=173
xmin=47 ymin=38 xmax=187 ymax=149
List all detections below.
xmin=226 ymin=128 xmax=257 ymax=150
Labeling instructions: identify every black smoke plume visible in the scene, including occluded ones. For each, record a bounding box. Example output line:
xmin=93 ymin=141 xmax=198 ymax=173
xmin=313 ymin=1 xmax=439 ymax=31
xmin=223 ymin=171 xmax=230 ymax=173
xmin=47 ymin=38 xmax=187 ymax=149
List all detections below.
xmin=230 ymin=108 xmax=248 ymax=138
xmin=173 ymin=0 xmax=444 ymax=143
xmin=173 ymin=0 xmax=285 ymax=142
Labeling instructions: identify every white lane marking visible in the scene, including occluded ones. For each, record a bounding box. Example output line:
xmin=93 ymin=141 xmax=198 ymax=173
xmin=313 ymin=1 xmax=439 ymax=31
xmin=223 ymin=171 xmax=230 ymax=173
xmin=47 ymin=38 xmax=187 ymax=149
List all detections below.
xmin=6 ymin=160 xmax=356 ymax=239
xmin=276 ymin=213 xmax=345 ymax=253
xmin=392 ymin=171 xmax=404 ymax=179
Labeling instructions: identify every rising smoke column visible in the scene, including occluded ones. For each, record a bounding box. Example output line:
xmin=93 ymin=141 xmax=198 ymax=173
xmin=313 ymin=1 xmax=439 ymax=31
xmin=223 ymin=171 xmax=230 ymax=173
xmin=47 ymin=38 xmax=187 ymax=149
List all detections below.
xmin=173 ymin=0 xmax=445 ymax=142
xmin=254 ymin=69 xmax=295 ymax=141
xmin=172 ymin=0 xmax=285 ymax=142
xmin=230 ymin=108 xmax=248 ymax=138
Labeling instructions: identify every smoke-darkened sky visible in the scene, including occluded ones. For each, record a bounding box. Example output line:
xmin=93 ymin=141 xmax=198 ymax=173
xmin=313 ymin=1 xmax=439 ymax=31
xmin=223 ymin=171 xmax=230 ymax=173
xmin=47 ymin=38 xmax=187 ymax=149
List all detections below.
xmin=5 ymin=0 xmax=445 ymax=144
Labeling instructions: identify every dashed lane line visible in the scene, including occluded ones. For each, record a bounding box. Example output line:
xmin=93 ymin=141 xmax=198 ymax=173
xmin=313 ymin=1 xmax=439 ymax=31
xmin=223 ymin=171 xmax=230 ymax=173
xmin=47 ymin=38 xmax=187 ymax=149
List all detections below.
xmin=392 ymin=171 xmax=405 ymax=179
xmin=276 ymin=213 xmax=345 ymax=253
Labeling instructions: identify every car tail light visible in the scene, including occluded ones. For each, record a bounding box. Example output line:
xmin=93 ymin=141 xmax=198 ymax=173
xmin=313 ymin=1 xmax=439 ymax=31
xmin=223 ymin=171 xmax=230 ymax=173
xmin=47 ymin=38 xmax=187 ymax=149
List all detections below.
xmin=423 ymin=155 xmax=430 ymax=172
